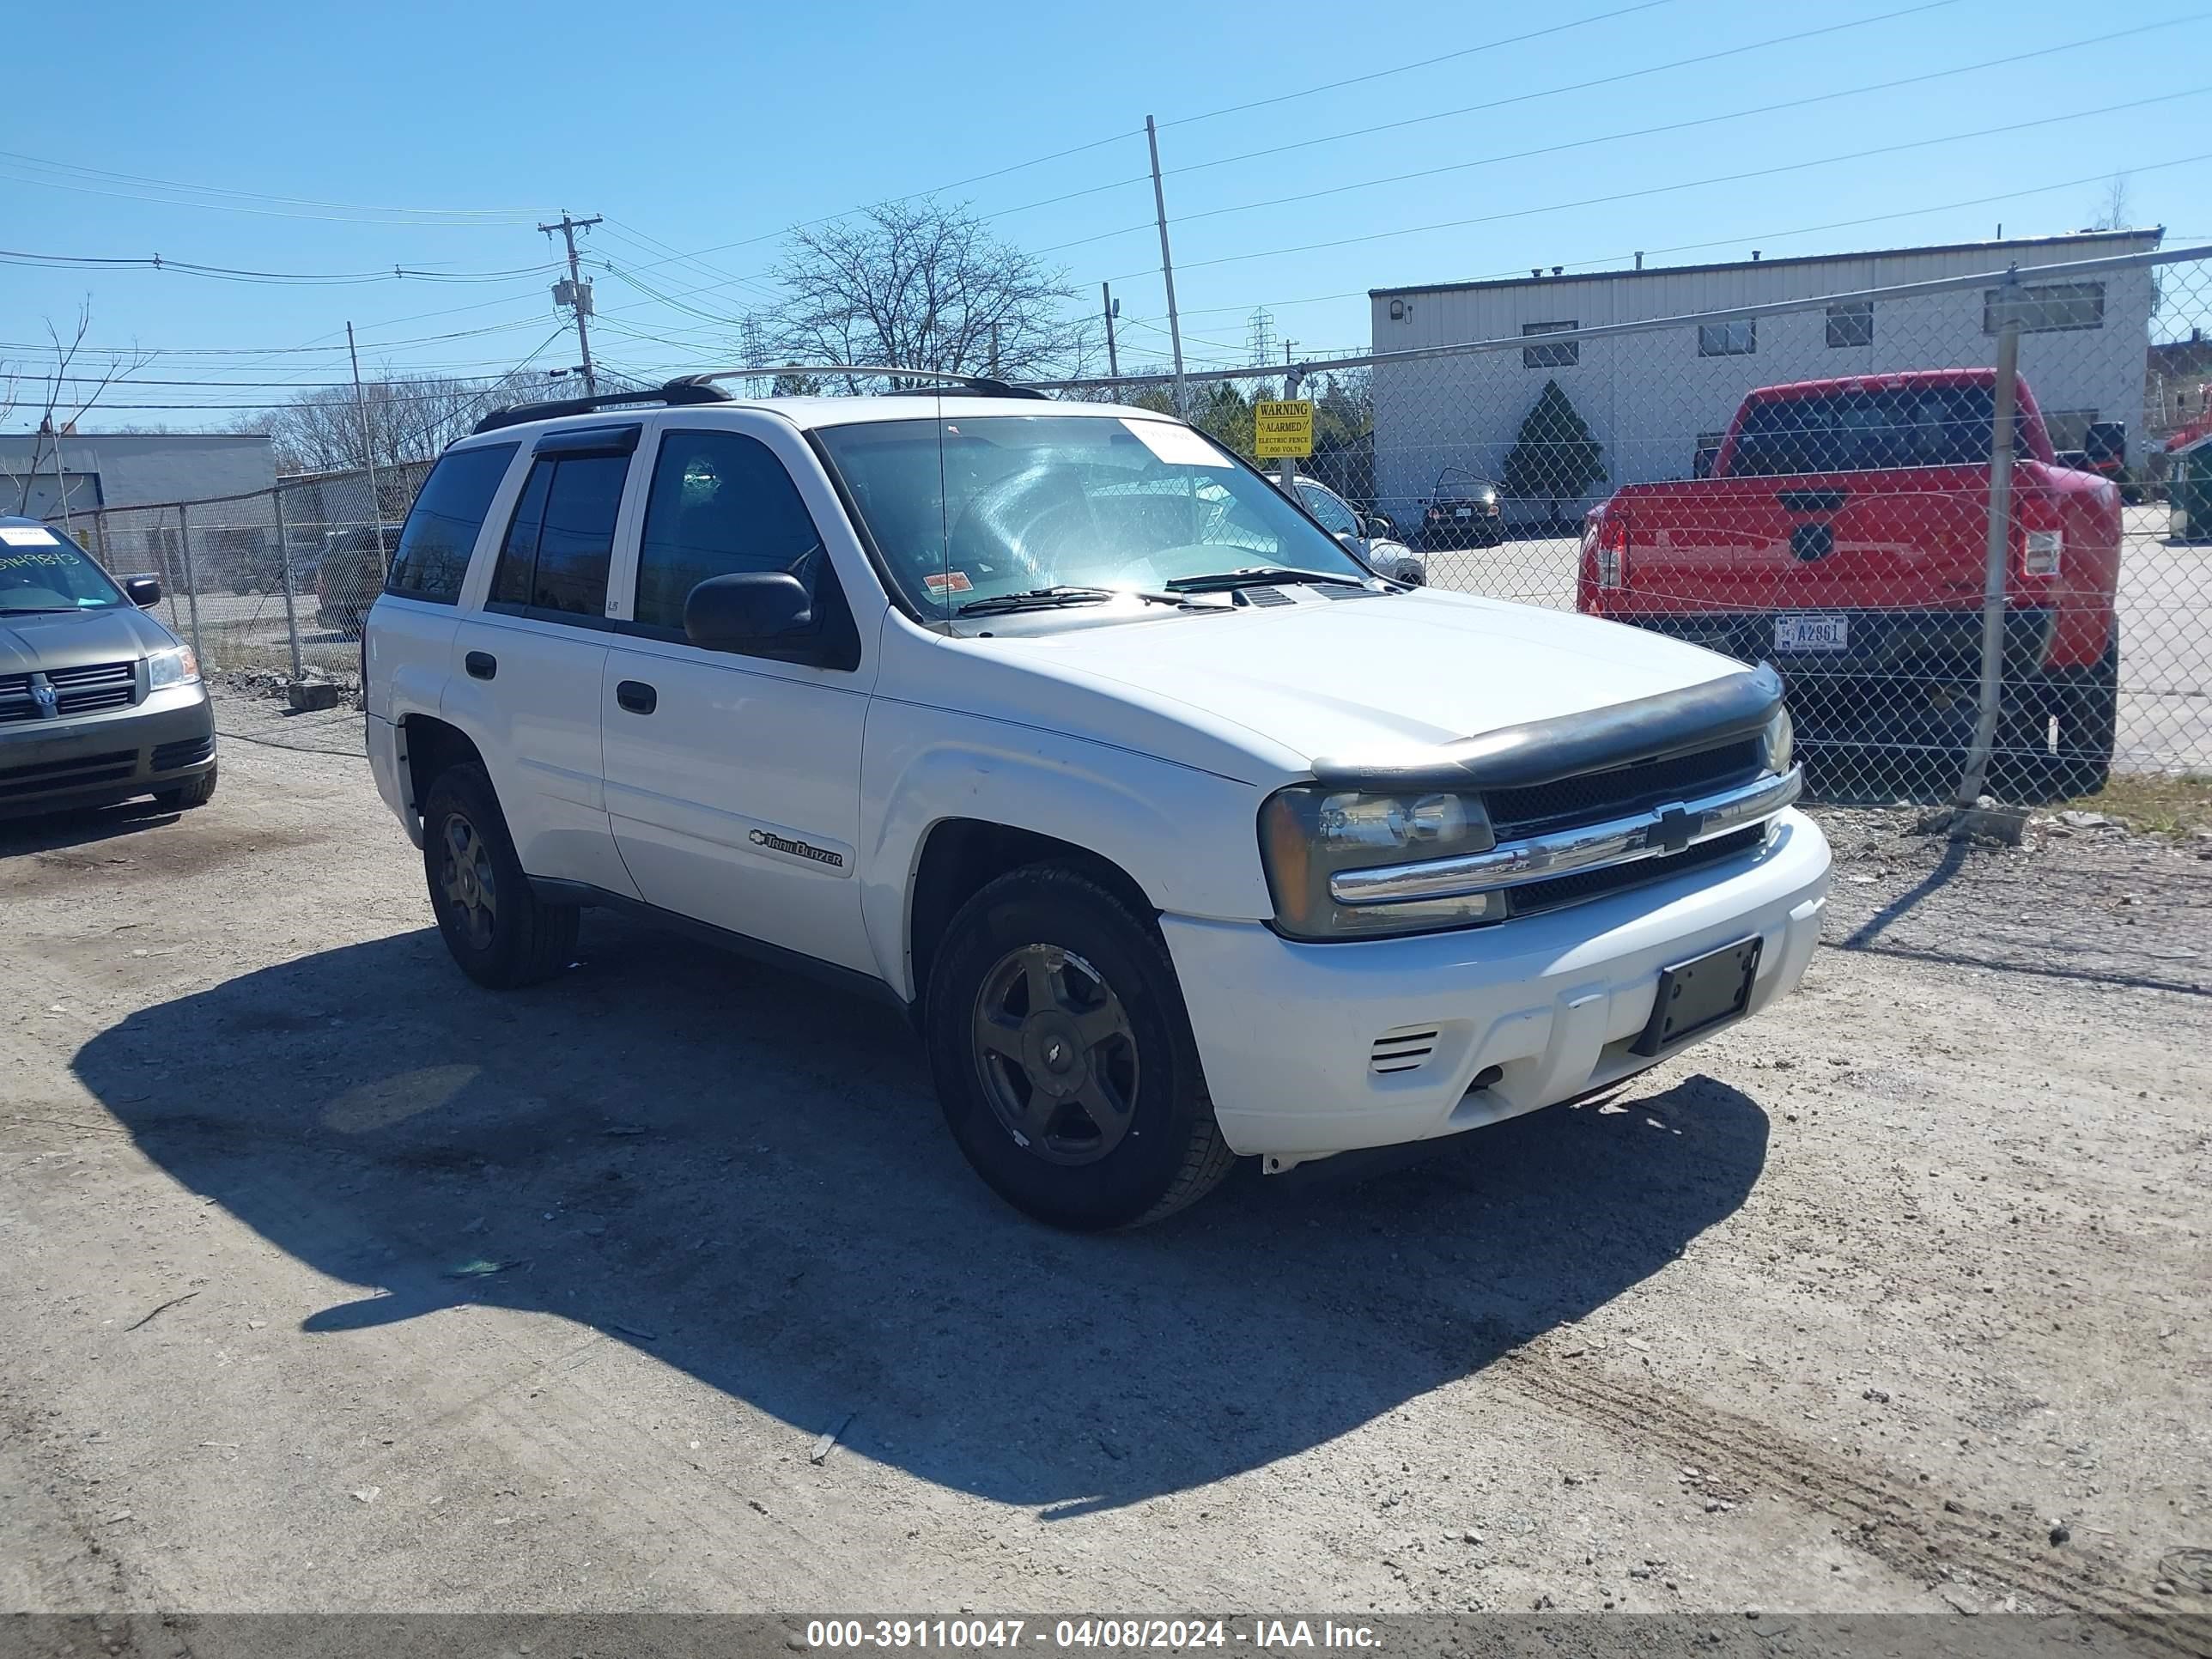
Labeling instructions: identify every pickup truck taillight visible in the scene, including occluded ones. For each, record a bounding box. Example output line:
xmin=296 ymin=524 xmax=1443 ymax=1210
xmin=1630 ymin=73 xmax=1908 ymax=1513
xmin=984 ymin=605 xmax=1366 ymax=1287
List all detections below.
xmin=2016 ymin=498 xmax=2063 ymax=578
xmin=1592 ymin=514 xmax=1628 ymax=587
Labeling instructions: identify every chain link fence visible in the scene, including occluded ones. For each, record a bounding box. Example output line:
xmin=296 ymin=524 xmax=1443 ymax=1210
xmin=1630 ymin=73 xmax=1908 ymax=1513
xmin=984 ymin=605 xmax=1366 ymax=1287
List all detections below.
xmin=53 ymin=459 xmax=432 ymax=684
xmin=1043 ymin=245 xmax=2212 ymax=805
xmin=43 ymin=248 xmax=2209 ymax=807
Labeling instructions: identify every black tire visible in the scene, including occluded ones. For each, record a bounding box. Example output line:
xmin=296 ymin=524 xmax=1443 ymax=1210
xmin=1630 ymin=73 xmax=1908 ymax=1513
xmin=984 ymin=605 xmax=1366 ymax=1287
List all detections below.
xmin=421 ymin=763 xmax=579 ymax=989
xmin=155 ymin=764 xmax=218 ymax=811
xmin=2042 ymin=642 xmax=2118 ymax=799
xmin=924 ymin=865 xmax=1237 ymax=1231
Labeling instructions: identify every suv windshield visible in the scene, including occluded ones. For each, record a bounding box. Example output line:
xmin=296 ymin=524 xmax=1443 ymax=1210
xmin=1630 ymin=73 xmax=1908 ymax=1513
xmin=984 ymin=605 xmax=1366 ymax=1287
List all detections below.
xmin=814 ymin=414 xmax=1370 ymax=615
xmin=0 ymin=527 xmax=126 ymax=614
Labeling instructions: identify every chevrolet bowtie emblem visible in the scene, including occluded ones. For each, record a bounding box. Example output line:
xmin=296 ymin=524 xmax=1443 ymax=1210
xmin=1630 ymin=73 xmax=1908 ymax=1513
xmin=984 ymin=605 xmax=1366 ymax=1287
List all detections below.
xmin=27 ymin=672 xmax=59 ymax=719
xmin=1654 ymin=803 xmax=1699 ymax=854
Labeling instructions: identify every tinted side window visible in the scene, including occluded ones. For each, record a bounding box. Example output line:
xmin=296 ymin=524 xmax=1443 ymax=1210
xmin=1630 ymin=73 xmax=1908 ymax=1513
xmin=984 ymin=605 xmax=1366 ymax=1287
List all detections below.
xmin=635 ymin=430 xmax=826 ymax=630
xmin=490 ymin=459 xmax=551 ymax=607
xmin=386 ymin=445 xmax=516 ymax=602
xmin=488 ymin=453 xmax=627 ymax=619
xmin=532 ymin=454 xmax=628 ymax=616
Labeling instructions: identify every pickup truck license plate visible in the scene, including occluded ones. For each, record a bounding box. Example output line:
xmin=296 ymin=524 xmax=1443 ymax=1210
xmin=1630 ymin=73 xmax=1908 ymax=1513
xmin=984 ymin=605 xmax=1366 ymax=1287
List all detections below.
xmin=1632 ymin=937 xmax=1763 ymax=1057
xmin=1774 ymin=613 xmax=1849 ymax=653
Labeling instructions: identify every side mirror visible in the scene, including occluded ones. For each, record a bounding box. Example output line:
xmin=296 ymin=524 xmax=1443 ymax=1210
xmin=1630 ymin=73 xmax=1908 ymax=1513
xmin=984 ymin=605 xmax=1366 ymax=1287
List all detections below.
xmin=123 ymin=575 xmax=162 ymax=608
xmin=684 ymin=571 xmax=813 ymax=654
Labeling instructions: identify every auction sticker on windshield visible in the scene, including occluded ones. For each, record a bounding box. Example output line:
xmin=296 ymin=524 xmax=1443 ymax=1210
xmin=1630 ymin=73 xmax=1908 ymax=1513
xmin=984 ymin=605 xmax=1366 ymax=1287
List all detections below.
xmin=1120 ymin=418 xmax=1230 ymax=468
xmin=0 ymin=526 xmax=63 ymax=546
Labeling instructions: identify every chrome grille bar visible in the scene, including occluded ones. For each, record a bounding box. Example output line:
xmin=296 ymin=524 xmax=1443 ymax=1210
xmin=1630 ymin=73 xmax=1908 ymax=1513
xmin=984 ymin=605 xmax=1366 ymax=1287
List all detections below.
xmin=1330 ymin=767 xmax=1802 ymax=907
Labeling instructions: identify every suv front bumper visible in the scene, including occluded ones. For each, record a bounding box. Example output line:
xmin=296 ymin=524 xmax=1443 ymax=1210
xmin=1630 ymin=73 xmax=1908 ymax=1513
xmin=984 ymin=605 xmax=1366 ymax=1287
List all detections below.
xmin=1161 ymin=807 xmax=1830 ymax=1161
xmin=0 ymin=685 xmax=216 ymax=818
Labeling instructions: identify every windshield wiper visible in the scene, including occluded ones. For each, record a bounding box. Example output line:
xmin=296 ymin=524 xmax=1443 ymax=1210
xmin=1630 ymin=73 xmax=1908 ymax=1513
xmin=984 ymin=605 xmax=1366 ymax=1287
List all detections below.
xmin=1165 ymin=566 xmax=1370 ymax=593
xmin=956 ymin=585 xmax=1184 ymax=617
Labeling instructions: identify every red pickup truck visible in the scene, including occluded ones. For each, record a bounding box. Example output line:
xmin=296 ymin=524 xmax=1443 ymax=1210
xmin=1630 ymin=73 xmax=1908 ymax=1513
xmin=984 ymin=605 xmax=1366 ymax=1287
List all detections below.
xmin=1577 ymin=368 xmax=2121 ymax=797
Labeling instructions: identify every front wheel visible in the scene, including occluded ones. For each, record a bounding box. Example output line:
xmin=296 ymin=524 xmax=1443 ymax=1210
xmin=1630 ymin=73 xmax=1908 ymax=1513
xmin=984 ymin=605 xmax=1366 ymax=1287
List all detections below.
xmin=421 ymin=763 xmax=579 ymax=988
xmin=155 ymin=764 xmax=217 ymax=811
xmin=924 ymin=866 xmax=1236 ymax=1230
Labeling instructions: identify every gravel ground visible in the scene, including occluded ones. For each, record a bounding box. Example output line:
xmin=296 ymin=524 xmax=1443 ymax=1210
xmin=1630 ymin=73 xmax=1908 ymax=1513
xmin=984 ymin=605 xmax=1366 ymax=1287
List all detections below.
xmin=2 ymin=696 xmax=2208 ymax=1630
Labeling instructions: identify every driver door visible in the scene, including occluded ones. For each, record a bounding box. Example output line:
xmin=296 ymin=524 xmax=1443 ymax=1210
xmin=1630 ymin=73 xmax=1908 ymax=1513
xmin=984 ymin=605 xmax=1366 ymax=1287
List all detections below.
xmin=599 ymin=417 xmax=882 ymax=974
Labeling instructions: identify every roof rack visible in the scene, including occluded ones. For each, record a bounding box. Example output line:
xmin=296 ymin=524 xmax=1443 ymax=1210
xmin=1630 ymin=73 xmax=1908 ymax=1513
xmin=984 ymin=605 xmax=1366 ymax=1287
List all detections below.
xmin=669 ymin=365 xmax=1049 ymax=400
xmin=471 ymin=364 xmax=1051 ymax=434
xmin=471 ymin=380 xmax=732 ymax=434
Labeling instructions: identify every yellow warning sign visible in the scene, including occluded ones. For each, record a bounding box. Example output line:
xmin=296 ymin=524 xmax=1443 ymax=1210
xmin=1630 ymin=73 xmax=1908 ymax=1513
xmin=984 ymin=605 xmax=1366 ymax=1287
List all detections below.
xmin=1254 ymin=398 xmax=1314 ymax=459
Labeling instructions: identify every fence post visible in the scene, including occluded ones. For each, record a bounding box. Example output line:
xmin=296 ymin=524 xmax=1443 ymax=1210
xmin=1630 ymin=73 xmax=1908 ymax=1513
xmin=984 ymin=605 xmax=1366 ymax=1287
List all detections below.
xmin=1955 ymin=270 xmax=2022 ymax=808
xmin=273 ymin=486 xmax=303 ymax=680
xmin=176 ymin=503 xmax=207 ymax=666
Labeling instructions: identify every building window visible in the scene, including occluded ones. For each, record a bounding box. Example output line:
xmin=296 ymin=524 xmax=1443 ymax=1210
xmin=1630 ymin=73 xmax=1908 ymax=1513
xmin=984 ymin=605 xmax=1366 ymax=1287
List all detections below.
xmin=1986 ymin=281 xmax=2105 ymax=335
xmin=1826 ymin=301 xmax=1874 ymax=349
xmin=1522 ymin=321 xmax=1578 ymax=368
xmin=1698 ymin=319 xmax=1756 ymax=357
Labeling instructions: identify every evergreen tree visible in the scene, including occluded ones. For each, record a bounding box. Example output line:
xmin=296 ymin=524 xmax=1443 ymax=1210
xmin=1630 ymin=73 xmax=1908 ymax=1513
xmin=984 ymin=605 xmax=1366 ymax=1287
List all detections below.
xmin=1501 ymin=380 xmax=1606 ymax=527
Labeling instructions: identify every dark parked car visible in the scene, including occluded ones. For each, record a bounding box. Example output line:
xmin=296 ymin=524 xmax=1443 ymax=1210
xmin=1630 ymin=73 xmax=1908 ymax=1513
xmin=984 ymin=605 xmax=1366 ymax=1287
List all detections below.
xmin=0 ymin=516 xmax=217 ymax=817
xmin=1413 ymin=467 xmax=1504 ymax=549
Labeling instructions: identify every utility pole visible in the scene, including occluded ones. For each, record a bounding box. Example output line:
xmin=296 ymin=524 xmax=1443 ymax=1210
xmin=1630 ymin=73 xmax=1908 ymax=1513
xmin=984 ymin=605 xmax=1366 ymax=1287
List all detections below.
xmin=345 ymin=321 xmax=390 ymax=580
xmin=1101 ymin=282 xmax=1120 ymax=379
xmin=1145 ymin=116 xmax=1186 ymax=416
xmin=539 ymin=210 xmax=603 ymax=397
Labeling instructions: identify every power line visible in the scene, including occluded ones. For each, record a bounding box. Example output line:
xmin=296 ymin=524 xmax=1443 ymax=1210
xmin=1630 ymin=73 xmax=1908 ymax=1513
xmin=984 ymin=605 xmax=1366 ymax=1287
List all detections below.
xmin=1037 ymin=12 xmax=2209 ymax=257
xmin=1105 ymin=85 xmax=2211 ymax=281
xmin=0 ymin=147 xmax=550 ymax=224
xmin=0 ymin=247 xmax=562 ymax=284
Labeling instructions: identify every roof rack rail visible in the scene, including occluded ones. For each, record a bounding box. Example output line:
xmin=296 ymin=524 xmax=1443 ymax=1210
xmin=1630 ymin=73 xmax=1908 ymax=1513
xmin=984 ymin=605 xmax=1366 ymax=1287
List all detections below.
xmin=668 ymin=364 xmax=1049 ymax=400
xmin=471 ymin=379 xmax=733 ymax=435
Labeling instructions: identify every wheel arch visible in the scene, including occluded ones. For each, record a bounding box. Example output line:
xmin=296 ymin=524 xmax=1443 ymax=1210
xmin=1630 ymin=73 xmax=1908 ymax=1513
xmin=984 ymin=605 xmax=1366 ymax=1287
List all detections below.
xmin=906 ymin=819 xmax=1155 ymax=1018
xmin=398 ymin=713 xmax=487 ymax=824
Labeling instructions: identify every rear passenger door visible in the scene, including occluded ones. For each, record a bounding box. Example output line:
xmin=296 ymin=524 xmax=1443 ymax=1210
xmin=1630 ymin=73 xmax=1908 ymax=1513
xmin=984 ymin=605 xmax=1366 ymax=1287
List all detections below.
xmin=599 ymin=417 xmax=878 ymax=973
xmin=444 ymin=424 xmax=641 ymax=897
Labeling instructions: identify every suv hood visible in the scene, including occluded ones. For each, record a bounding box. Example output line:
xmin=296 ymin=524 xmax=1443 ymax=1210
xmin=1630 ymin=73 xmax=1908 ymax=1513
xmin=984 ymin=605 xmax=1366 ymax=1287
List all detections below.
xmin=988 ymin=587 xmax=1751 ymax=779
xmin=0 ymin=605 xmax=173 ymax=676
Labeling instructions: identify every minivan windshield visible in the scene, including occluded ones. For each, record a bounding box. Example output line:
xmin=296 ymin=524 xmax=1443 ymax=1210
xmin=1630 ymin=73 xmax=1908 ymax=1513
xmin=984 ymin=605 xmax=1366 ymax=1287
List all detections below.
xmin=0 ymin=526 xmax=126 ymax=614
xmin=813 ymin=414 xmax=1370 ymax=616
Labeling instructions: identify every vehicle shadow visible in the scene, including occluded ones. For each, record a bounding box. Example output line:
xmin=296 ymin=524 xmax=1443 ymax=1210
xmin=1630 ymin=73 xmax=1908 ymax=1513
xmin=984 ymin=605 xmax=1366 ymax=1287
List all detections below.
xmin=0 ymin=796 xmax=182 ymax=854
xmin=72 ymin=919 xmax=1769 ymax=1515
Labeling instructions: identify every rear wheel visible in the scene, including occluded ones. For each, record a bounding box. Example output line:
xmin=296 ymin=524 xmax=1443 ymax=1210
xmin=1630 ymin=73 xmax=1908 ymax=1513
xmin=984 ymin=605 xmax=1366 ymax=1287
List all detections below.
xmin=2043 ymin=642 xmax=2118 ymax=799
xmin=421 ymin=763 xmax=579 ymax=988
xmin=924 ymin=866 xmax=1236 ymax=1231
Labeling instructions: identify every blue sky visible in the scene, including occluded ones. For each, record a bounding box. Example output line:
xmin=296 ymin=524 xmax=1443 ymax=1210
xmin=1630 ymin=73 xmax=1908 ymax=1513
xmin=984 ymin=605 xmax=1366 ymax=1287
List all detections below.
xmin=3 ymin=0 xmax=2206 ymax=428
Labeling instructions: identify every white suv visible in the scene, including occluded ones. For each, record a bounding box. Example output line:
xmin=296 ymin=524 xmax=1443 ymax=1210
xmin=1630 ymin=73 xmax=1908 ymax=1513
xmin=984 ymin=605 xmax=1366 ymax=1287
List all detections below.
xmin=363 ymin=371 xmax=1830 ymax=1230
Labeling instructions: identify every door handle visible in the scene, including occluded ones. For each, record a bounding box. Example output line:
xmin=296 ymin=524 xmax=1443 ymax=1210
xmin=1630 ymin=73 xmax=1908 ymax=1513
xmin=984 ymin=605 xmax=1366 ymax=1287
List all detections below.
xmin=465 ymin=651 xmax=496 ymax=680
xmin=616 ymin=678 xmax=657 ymax=715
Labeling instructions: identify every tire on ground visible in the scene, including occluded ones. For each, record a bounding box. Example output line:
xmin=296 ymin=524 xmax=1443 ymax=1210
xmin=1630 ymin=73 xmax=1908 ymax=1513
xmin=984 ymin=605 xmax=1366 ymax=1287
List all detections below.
xmin=924 ymin=864 xmax=1237 ymax=1231
xmin=420 ymin=762 xmax=580 ymax=989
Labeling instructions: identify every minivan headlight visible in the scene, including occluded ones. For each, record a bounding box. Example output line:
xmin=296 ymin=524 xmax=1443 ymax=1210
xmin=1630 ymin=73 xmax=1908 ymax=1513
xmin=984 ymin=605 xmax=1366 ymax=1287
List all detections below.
xmin=1258 ymin=785 xmax=1497 ymax=939
xmin=1760 ymin=705 xmax=1794 ymax=775
xmin=147 ymin=645 xmax=200 ymax=690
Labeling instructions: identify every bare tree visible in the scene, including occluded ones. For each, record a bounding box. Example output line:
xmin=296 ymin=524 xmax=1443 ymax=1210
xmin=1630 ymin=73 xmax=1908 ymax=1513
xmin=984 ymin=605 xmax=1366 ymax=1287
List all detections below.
xmin=259 ymin=369 xmax=559 ymax=475
xmin=6 ymin=302 xmax=150 ymax=516
xmin=769 ymin=199 xmax=1093 ymax=382
xmin=2091 ymin=175 xmax=2133 ymax=231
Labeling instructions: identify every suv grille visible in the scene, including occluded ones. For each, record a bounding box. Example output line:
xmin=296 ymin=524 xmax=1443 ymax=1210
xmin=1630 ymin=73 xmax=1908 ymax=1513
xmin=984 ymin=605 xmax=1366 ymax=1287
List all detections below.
xmin=0 ymin=659 xmax=140 ymax=725
xmin=1484 ymin=738 xmax=1761 ymax=839
xmin=1504 ymin=824 xmax=1765 ymax=919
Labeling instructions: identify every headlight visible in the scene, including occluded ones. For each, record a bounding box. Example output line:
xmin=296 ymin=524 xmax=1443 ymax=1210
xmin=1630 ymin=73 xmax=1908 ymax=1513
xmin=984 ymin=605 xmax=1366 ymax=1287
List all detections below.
xmin=1258 ymin=786 xmax=1498 ymax=939
xmin=147 ymin=645 xmax=200 ymax=690
xmin=1761 ymin=705 xmax=1794 ymax=775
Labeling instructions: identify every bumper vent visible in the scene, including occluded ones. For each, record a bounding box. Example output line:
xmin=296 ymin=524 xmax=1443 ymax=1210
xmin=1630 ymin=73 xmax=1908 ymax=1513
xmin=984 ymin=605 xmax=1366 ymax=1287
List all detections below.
xmin=151 ymin=735 xmax=216 ymax=773
xmin=1370 ymin=1026 xmax=1442 ymax=1077
xmin=0 ymin=748 xmax=136 ymax=799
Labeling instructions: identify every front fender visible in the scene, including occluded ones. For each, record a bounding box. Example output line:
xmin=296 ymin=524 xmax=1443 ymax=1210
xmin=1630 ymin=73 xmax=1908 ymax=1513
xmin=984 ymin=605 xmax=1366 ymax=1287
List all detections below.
xmin=860 ymin=707 xmax=1273 ymax=1000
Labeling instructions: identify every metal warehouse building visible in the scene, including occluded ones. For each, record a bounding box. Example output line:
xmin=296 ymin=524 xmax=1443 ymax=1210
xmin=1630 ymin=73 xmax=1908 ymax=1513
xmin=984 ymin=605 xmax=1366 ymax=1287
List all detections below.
xmin=1366 ymin=229 xmax=2162 ymax=530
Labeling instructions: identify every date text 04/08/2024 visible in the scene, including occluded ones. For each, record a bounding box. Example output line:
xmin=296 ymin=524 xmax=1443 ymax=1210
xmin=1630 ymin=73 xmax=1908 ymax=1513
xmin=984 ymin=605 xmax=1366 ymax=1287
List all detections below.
xmin=802 ymin=1620 xmax=1383 ymax=1650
